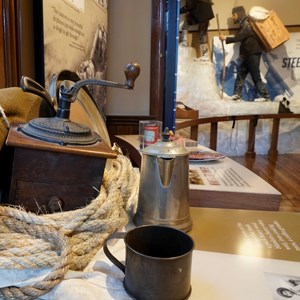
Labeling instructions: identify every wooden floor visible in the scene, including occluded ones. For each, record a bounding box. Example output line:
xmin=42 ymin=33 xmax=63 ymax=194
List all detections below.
xmin=230 ymin=154 xmax=300 ymax=212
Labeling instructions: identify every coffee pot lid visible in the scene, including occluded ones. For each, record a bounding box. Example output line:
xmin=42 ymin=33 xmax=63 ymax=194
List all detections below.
xmin=142 ymin=128 xmax=189 ymax=157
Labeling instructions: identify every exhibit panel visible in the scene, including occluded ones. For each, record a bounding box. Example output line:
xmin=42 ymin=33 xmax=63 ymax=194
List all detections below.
xmin=37 ymin=0 xmax=108 ymax=117
xmin=213 ymin=33 xmax=300 ymax=104
xmin=180 ymin=0 xmax=300 ymax=30
xmin=177 ymin=1 xmax=300 ymax=156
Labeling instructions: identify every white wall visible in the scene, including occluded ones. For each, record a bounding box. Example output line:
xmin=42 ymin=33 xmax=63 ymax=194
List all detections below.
xmin=107 ymin=0 xmax=151 ymax=115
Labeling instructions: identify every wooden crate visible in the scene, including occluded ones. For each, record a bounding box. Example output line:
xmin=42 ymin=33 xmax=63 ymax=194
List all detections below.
xmin=6 ymin=124 xmax=117 ymax=213
xmin=249 ymin=10 xmax=290 ymax=51
xmin=176 ymin=103 xmax=199 ymax=119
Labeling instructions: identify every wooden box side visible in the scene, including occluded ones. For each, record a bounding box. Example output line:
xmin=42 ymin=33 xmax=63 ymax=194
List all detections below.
xmin=176 ymin=104 xmax=199 ymax=119
xmin=249 ymin=10 xmax=290 ymax=51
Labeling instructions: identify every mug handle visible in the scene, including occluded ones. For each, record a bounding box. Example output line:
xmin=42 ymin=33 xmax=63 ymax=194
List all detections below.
xmin=103 ymin=232 xmax=126 ymax=273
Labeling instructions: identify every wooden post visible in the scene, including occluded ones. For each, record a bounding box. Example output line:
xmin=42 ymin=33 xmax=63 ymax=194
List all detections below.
xmin=246 ymin=118 xmax=258 ymax=158
xmin=268 ymin=117 xmax=280 ymax=157
xmin=216 ymin=13 xmax=226 ymax=99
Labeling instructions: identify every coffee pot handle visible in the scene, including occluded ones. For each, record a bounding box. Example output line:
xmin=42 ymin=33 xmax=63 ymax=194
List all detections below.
xmin=103 ymin=232 xmax=126 ymax=273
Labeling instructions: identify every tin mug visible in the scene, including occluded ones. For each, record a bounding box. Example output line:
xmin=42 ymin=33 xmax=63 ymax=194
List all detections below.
xmin=103 ymin=225 xmax=194 ymax=300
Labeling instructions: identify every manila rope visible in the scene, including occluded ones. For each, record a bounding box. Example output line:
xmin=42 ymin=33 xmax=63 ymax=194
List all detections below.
xmin=0 ymin=155 xmax=139 ymax=299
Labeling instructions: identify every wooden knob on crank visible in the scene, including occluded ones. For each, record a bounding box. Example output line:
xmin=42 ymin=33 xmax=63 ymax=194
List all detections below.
xmin=124 ymin=63 xmax=141 ymax=89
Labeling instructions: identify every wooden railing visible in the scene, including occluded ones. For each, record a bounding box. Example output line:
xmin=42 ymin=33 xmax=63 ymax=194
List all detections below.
xmin=176 ymin=113 xmax=300 ymax=157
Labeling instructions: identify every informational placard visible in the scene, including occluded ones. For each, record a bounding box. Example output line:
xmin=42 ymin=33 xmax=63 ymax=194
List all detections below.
xmin=190 ymin=250 xmax=300 ymax=300
xmin=189 ymin=156 xmax=279 ymax=195
xmin=189 ymin=157 xmax=281 ymax=210
xmin=213 ymin=32 xmax=300 ymax=104
xmin=42 ymin=0 xmax=108 ymax=116
xmin=190 ymin=208 xmax=300 ymax=262
xmin=189 ymin=207 xmax=300 ymax=299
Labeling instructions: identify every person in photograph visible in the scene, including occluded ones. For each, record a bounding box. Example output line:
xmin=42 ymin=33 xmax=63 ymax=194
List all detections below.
xmin=276 ymin=279 xmax=300 ymax=298
xmin=98 ymin=0 xmax=107 ymax=9
xmin=219 ymin=6 xmax=270 ymax=102
xmin=180 ymin=0 xmax=214 ymax=61
xmin=277 ymin=287 xmax=299 ymax=298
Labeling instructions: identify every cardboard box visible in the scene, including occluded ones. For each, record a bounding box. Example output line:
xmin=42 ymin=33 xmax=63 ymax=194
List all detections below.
xmin=249 ymin=10 xmax=290 ymax=51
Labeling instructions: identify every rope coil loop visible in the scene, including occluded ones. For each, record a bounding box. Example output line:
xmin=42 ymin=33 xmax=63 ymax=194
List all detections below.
xmin=0 ymin=155 xmax=139 ymax=299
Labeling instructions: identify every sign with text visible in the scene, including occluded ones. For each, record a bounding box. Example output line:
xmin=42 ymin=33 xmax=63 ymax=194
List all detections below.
xmin=190 ymin=208 xmax=300 ymax=262
xmin=213 ymin=32 xmax=300 ymax=105
xmin=42 ymin=0 xmax=108 ymax=116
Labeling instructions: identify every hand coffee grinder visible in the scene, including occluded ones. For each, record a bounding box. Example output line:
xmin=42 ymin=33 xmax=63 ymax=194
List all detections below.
xmin=6 ymin=63 xmax=140 ymax=213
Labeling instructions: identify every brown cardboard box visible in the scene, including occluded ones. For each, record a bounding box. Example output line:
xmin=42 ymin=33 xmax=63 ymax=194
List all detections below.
xmin=249 ymin=10 xmax=290 ymax=51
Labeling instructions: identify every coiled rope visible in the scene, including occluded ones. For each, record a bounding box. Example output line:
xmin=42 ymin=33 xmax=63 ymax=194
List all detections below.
xmin=0 ymin=104 xmax=10 ymax=128
xmin=0 ymin=155 xmax=139 ymax=299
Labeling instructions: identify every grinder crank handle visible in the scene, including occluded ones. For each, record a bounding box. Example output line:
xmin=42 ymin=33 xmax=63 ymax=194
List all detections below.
xmin=124 ymin=62 xmax=141 ymax=89
xmin=60 ymin=62 xmax=141 ymax=102
xmin=20 ymin=76 xmax=56 ymax=115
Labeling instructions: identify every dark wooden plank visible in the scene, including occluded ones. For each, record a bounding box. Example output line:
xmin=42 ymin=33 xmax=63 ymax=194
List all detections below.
xmin=189 ymin=189 xmax=280 ymax=211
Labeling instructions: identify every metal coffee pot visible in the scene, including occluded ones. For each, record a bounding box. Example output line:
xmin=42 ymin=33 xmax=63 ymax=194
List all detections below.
xmin=134 ymin=129 xmax=192 ymax=232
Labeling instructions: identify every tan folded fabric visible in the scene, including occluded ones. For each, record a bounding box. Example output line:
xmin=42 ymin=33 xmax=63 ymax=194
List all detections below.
xmin=0 ymin=87 xmax=45 ymax=149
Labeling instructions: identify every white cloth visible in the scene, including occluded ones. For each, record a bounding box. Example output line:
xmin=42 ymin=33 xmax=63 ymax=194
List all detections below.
xmin=0 ymin=166 xmax=140 ymax=298
xmin=249 ymin=6 xmax=270 ymax=21
xmin=0 ymin=233 xmax=132 ymax=300
xmin=41 ymin=238 xmax=131 ymax=300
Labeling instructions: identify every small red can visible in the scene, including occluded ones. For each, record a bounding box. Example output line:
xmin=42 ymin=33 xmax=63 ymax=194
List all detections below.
xmin=144 ymin=124 xmax=159 ymax=146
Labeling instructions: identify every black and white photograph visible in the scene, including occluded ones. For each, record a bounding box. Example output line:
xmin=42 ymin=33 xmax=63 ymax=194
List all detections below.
xmin=266 ymin=273 xmax=300 ymax=299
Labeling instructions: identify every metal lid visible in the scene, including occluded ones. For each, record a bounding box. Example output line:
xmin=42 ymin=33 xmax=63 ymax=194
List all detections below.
xmin=20 ymin=117 xmax=100 ymax=146
xmin=142 ymin=128 xmax=189 ymax=157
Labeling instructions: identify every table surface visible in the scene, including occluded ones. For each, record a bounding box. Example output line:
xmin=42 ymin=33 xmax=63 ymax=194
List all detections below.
xmin=52 ymin=207 xmax=300 ymax=299
xmin=115 ymin=135 xmax=281 ymax=211
xmin=189 ymin=207 xmax=300 ymax=300
xmin=115 ymin=134 xmax=279 ymax=194
xmin=3 ymin=206 xmax=299 ymax=300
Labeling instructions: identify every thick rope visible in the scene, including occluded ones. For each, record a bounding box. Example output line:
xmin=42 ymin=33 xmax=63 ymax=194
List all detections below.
xmin=0 ymin=105 xmax=10 ymax=128
xmin=0 ymin=155 xmax=139 ymax=299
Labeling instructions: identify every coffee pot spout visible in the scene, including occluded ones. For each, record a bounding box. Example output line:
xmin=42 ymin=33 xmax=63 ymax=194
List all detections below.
xmin=157 ymin=157 xmax=175 ymax=187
